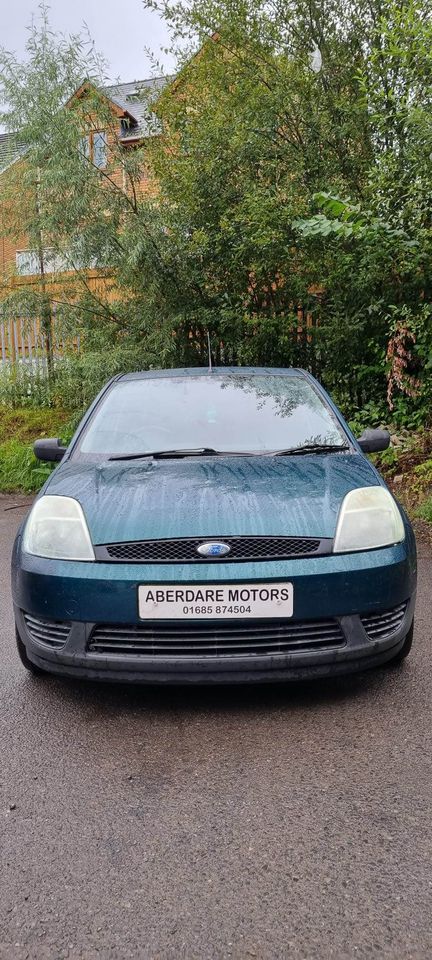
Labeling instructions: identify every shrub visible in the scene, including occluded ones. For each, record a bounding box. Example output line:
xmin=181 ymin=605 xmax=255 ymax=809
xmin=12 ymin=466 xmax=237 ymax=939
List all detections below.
xmin=0 ymin=439 xmax=54 ymax=493
xmin=0 ymin=406 xmax=72 ymax=444
xmin=0 ymin=407 xmax=74 ymax=493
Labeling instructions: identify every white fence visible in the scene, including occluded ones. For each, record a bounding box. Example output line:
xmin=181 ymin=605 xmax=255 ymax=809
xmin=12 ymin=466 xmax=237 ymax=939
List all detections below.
xmin=0 ymin=314 xmax=78 ymax=368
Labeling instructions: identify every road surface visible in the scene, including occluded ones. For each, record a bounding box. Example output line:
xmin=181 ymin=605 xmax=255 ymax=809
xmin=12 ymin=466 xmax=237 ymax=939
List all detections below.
xmin=1 ymin=495 xmax=431 ymax=959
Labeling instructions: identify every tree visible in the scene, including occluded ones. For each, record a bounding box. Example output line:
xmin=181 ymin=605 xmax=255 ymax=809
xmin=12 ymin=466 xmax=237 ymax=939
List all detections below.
xmin=293 ymin=0 xmax=432 ymax=417
xmin=138 ymin=0 xmax=432 ymax=419
xmin=0 ymin=7 xmax=179 ymax=401
xmin=137 ymin=0 xmax=373 ymax=380
xmin=2 ymin=0 xmax=432 ymax=422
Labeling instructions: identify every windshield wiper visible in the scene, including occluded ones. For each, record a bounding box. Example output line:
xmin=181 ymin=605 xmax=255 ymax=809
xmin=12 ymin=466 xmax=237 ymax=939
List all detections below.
xmin=109 ymin=443 xmax=350 ymax=461
xmin=109 ymin=447 xmax=225 ymax=462
xmin=273 ymin=443 xmax=350 ymax=456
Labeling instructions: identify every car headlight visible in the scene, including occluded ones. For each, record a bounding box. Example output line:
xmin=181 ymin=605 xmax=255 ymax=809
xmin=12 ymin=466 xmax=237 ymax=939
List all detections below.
xmin=23 ymin=495 xmax=95 ymax=561
xmin=333 ymin=486 xmax=405 ymax=553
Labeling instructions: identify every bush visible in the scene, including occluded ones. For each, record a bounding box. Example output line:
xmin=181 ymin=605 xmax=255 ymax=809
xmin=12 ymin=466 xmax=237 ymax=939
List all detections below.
xmin=0 ymin=363 xmax=54 ymax=409
xmin=0 ymin=345 xmax=161 ymax=414
xmin=0 ymin=407 xmax=74 ymax=493
xmin=0 ymin=406 xmax=72 ymax=444
xmin=418 ymin=497 xmax=432 ymax=523
xmin=0 ymin=439 xmax=54 ymax=493
xmin=49 ymin=347 xmax=154 ymax=411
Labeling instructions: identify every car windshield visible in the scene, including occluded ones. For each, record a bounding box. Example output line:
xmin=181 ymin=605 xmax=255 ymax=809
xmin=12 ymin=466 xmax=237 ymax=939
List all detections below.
xmin=76 ymin=373 xmax=347 ymax=459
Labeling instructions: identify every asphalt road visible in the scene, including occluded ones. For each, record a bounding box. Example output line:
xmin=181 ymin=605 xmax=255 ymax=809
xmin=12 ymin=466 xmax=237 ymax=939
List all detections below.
xmin=1 ymin=495 xmax=432 ymax=960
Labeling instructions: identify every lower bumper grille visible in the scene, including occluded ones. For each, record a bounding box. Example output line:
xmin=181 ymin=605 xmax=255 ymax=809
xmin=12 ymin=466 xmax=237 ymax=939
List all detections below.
xmin=361 ymin=603 xmax=407 ymax=641
xmin=88 ymin=619 xmax=346 ymax=658
xmin=23 ymin=614 xmax=71 ymax=649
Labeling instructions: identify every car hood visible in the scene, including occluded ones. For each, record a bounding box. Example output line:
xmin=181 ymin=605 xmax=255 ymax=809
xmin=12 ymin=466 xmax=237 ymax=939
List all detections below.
xmin=44 ymin=454 xmax=380 ymax=544
xmin=46 ymin=453 xmax=380 ymax=544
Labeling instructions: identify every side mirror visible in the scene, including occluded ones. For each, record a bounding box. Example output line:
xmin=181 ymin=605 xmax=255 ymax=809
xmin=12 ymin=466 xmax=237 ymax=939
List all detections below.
xmin=34 ymin=438 xmax=67 ymax=463
xmin=357 ymin=428 xmax=390 ymax=454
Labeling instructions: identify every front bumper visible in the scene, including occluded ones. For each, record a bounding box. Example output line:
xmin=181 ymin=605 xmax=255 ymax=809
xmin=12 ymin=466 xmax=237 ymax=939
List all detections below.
xmin=15 ymin=600 xmax=415 ymax=684
xmin=12 ymin=537 xmax=417 ymax=684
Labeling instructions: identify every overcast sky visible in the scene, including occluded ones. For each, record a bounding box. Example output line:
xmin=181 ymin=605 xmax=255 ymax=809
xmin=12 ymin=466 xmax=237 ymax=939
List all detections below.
xmin=1 ymin=0 xmax=176 ymax=82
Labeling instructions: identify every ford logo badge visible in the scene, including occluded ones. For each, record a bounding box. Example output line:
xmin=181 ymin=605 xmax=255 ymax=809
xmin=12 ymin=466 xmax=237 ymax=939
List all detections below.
xmin=197 ymin=541 xmax=231 ymax=558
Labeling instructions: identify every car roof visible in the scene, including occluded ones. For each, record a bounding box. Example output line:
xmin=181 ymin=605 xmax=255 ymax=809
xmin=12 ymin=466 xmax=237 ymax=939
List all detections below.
xmin=119 ymin=367 xmax=307 ymax=381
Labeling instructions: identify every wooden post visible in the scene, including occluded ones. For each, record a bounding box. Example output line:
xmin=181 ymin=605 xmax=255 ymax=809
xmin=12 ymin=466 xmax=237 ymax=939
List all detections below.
xmin=35 ymin=169 xmax=54 ymax=381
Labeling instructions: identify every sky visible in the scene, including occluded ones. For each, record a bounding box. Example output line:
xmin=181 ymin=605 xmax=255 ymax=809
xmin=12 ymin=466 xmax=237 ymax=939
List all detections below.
xmin=1 ymin=0 xmax=176 ymax=83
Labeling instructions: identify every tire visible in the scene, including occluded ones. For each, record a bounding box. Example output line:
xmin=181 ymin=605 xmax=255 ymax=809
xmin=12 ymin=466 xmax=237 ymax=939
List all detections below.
xmin=15 ymin=627 xmax=48 ymax=677
xmin=385 ymin=620 xmax=414 ymax=667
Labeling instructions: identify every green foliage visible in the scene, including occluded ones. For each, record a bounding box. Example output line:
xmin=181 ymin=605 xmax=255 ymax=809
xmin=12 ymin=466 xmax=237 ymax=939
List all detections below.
xmin=414 ymin=459 xmax=432 ymax=522
xmin=347 ymin=399 xmax=389 ymax=436
xmin=0 ymin=406 xmax=71 ymax=443
xmin=374 ymin=446 xmax=400 ymax=472
xmin=0 ymin=439 xmax=53 ymax=493
xmin=0 ymin=10 xmax=177 ymax=367
xmin=293 ymin=192 xmax=419 ymax=245
xmin=414 ymin=459 xmax=432 ymax=483
xmin=0 ymin=407 xmax=73 ymax=493
xmin=144 ymin=0 xmax=432 ymax=418
xmin=48 ymin=346 xmax=169 ymax=412
xmin=1 ymin=0 xmax=432 ymax=425
xmin=0 ymin=363 xmax=55 ymax=409
xmin=418 ymin=498 xmax=432 ymax=523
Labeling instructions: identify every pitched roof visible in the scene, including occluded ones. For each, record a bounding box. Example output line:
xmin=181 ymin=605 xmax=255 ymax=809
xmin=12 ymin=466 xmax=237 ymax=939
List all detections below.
xmin=102 ymin=77 xmax=170 ymax=140
xmin=0 ymin=74 xmax=171 ymax=174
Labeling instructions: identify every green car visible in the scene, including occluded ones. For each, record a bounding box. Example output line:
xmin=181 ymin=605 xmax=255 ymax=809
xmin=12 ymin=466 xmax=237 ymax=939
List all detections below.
xmin=12 ymin=367 xmax=416 ymax=683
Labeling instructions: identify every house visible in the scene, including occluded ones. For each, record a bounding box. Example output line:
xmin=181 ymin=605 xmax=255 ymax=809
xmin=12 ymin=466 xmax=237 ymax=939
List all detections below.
xmin=0 ymin=76 xmax=167 ymax=284
xmin=0 ymin=76 xmax=169 ymax=362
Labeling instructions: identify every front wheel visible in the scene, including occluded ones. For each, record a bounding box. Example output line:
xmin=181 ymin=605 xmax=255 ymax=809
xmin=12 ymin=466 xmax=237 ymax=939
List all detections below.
xmin=386 ymin=621 xmax=414 ymax=667
xmin=15 ymin=627 xmax=48 ymax=677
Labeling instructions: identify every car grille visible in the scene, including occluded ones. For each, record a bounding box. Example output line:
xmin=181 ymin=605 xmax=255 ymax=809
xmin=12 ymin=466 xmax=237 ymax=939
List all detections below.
xmin=88 ymin=618 xmax=345 ymax=658
xmin=23 ymin=614 xmax=71 ymax=649
xmin=95 ymin=536 xmax=331 ymax=564
xmin=361 ymin=603 xmax=407 ymax=641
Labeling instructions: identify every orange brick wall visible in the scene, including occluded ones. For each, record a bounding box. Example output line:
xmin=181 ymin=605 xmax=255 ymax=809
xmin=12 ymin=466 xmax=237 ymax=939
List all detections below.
xmin=0 ymin=156 xmax=30 ymax=280
xmin=0 ymin=232 xmax=19 ymax=278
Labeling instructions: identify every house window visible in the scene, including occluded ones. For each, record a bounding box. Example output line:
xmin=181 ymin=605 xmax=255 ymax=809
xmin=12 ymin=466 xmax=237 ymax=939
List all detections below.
xmin=79 ymin=131 xmax=107 ymax=169
xmin=16 ymin=248 xmax=66 ymax=276
xmin=16 ymin=250 xmax=40 ymax=276
xmin=93 ymin=132 xmax=107 ymax=168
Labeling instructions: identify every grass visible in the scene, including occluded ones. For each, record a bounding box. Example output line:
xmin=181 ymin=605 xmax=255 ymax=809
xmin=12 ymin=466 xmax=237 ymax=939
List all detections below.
xmin=0 ymin=407 xmax=74 ymax=494
xmin=418 ymin=497 xmax=432 ymax=523
xmin=0 ymin=439 xmax=55 ymax=494
xmin=0 ymin=407 xmax=72 ymax=445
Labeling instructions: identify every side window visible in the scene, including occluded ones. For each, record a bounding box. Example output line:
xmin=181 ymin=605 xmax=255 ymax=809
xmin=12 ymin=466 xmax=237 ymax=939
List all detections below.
xmin=93 ymin=132 xmax=107 ymax=169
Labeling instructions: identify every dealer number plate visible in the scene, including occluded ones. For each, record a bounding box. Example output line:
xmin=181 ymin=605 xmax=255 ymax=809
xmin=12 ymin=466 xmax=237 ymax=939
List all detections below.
xmin=138 ymin=582 xmax=293 ymax=620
